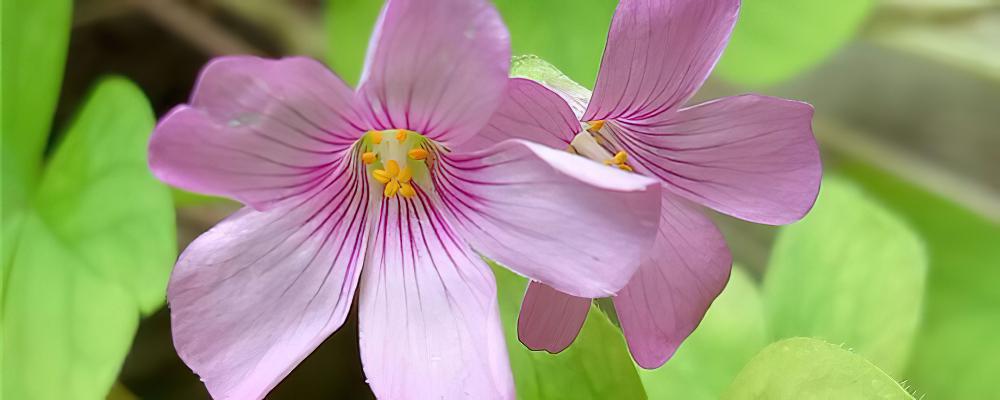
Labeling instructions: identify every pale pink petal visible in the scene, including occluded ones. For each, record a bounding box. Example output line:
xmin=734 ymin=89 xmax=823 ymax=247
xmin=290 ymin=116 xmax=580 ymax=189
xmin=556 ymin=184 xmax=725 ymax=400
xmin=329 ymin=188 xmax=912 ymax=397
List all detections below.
xmin=149 ymin=56 xmax=365 ymax=209
xmin=168 ymin=162 xmax=373 ymax=399
xmin=602 ymin=95 xmax=821 ymax=225
xmin=357 ymin=0 xmax=510 ymax=146
xmin=358 ymin=192 xmax=513 ymax=399
xmin=434 ymin=139 xmax=661 ymax=298
xmin=584 ymin=0 xmax=739 ymax=122
xmin=517 ymin=281 xmax=591 ymax=353
xmin=613 ymin=190 xmax=732 ymax=369
xmin=462 ymin=78 xmax=580 ymax=151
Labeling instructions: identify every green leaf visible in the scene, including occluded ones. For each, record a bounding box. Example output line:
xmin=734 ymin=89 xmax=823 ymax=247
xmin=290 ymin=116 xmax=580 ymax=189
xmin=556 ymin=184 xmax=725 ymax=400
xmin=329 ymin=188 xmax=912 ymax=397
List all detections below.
xmin=2 ymin=77 xmax=176 ymax=400
xmin=1 ymin=0 xmax=73 ymax=216
xmin=638 ymin=266 xmax=766 ymax=400
xmin=840 ymin=161 xmax=1000 ymax=399
xmin=490 ymin=263 xmax=647 ymax=400
xmin=715 ymin=0 xmax=874 ymax=86
xmin=721 ymin=337 xmax=914 ymax=400
xmin=324 ymin=1 xmax=615 ymax=85
xmin=763 ymin=176 xmax=927 ymax=374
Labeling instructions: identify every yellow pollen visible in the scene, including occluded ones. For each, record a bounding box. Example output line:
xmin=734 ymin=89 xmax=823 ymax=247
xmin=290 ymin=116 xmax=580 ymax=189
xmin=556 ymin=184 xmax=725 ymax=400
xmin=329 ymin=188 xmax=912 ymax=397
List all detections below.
xmin=384 ymin=180 xmax=401 ymax=197
xmin=397 ymin=166 xmax=413 ymax=184
xmin=408 ymin=148 xmax=429 ymax=160
xmin=396 ymin=129 xmax=408 ymax=142
xmin=362 ymin=152 xmax=378 ymax=165
xmin=399 ymin=183 xmax=416 ymax=198
xmin=612 ymin=151 xmax=627 ymax=165
xmin=385 ymin=159 xmax=400 ymax=178
xmin=619 ymin=164 xmax=633 ymax=172
xmin=587 ymin=120 xmax=606 ymax=132
xmin=372 ymin=169 xmax=391 ymax=184
xmin=369 ymin=130 xmax=383 ymax=144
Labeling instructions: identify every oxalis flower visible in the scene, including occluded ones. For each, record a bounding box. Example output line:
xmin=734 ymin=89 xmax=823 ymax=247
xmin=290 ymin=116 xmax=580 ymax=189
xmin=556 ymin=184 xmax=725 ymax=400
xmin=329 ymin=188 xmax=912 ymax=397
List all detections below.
xmin=467 ymin=0 xmax=822 ymax=369
xmin=148 ymin=0 xmax=662 ymax=398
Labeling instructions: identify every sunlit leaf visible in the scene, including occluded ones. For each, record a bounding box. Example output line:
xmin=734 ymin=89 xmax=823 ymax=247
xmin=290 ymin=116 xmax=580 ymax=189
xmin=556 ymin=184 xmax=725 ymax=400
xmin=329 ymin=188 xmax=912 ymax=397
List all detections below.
xmin=721 ymin=337 xmax=914 ymax=400
xmin=2 ymin=77 xmax=176 ymax=400
xmin=638 ymin=267 xmax=766 ymax=400
xmin=763 ymin=176 xmax=927 ymax=374
xmin=841 ymin=161 xmax=1000 ymax=399
xmin=1 ymin=0 xmax=72 ymax=214
xmin=324 ymin=0 xmax=614 ymax=85
xmin=491 ymin=264 xmax=647 ymax=400
xmin=716 ymin=0 xmax=874 ymax=86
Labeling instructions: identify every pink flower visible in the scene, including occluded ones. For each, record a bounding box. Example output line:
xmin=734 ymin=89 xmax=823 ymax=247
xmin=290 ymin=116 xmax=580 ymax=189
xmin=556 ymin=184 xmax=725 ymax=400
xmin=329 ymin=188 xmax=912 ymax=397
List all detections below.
xmin=469 ymin=0 xmax=822 ymax=369
xmin=148 ymin=0 xmax=662 ymax=398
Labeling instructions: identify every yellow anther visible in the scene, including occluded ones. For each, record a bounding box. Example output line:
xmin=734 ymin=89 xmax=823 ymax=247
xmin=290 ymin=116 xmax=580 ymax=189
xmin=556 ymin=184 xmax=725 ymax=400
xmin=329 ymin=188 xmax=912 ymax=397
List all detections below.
xmin=399 ymin=183 xmax=416 ymax=198
xmin=587 ymin=120 xmax=606 ymax=132
xmin=612 ymin=151 xmax=627 ymax=165
xmin=397 ymin=166 xmax=413 ymax=184
xmin=369 ymin=130 xmax=383 ymax=144
xmin=396 ymin=129 xmax=408 ymax=142
xmin=372 ymin=169 xmax=391 ymax=184
xmin=618 ymin=164 xmax=633 ymax=172
xmin=362 ymin=152 xmax=378 ymax=165
xmin=603 ymin=159 xmax=614 ymax=166
xmin=408 ymin=148 xmax=429 ymax=160
xmin=384 ymin=180 xmax=401 ymax=197
xmin=385 ymin=159 xmax=400 ymax=178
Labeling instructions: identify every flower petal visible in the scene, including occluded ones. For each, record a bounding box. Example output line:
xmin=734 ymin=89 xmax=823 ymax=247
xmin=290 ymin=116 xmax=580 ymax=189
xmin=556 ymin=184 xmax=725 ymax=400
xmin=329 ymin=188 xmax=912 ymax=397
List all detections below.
xmin=517 ymin=281 xmax=591 ymax=353
xmin=603 ymin=95 xmax=821 ymax=225
xmin=434 ymin=139 xmax=661 ymax=298
xmin=357 ymin=0 xmax=510 ymax=146
xmin=463 ymin=78 xmax=580 ymax=151
xmin=584 ymin=0 xmax=739 ymax=121
xmin=168 ymin=164 xmax=372 ymax=399
xmin=358 ymin=192 xmax=514 ymax=399
xmin=613 ymin=191 xmax=732 ymax=369
xmin=149 ymin=56 xmax=366 ymax=209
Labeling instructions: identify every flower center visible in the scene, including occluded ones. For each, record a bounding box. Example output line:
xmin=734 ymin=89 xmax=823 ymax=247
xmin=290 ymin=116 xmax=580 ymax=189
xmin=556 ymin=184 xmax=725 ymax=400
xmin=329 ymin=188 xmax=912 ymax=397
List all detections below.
xmin=360 ymin=129 xmax=434 ymax=198
xmin=570 ymin=121 xmax=633 ymax=172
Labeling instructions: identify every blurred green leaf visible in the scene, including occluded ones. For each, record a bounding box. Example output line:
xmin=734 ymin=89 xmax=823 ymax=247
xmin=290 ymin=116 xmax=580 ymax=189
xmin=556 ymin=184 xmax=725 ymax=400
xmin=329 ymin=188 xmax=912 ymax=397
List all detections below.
xmin=763 ymin=177 xmax=927 ymax=374
xmin=721 ymin=337 xmax=913 ymax=400
xmin=1 ymin=0 xmax=72 ymax=216
xmin=638 ymin=266 xmax=766 ymax=400
xmin=2 ymin=78 xmax=176 ymax=400
xmin=491 ymin=264 xmax=647 ymax=400
xmin=510 ymin=55 xmax=594 ymax=116
xmin=324 ymin=1 xmax=614 ymax=85
xmin=840 ymin=162 xmax=1000 ymax=399
xmin=716 ymin=0 xmax=874 ymax=86
xmin=868 ymin=11 xmax=1000 ymax=82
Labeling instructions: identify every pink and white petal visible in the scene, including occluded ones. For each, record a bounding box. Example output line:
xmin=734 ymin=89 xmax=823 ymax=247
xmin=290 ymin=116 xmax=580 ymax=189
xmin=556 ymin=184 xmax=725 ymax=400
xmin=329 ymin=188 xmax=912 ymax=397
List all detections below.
xmin=357 ymin=0 xmax=510 ymax=147
xmin=604 ymin=95 xmax=821 ymax=225
xmin=150 ymin=56 xmax=367 ymax=209
xmin=358 ymin=192 xmax=513 ymax=399
xmin=149 ymin=106 xmax=347 ymax=209
xmin=191 ymin=56 xmax=365 ymax=145
xmin=613 ymin=191 xmax=732 ymax=369
xmin=462 ymin=78 xmax=580 ymax=152
xmin=517 ymin=281 xmax=591 ymax=353
xmin=168 ymin=164 xmax=373 ymax=400
xmin=434 ymin=139 xmax=661 ymax=298
xmin=584 ymin=0 xmax=739 ymax=122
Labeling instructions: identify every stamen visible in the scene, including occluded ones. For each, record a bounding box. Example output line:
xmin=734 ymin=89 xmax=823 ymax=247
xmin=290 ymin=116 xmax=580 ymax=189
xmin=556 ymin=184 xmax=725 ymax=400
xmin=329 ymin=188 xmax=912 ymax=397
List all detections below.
xmin=369 ymin=130 xmax=384 ymax=145
xmin=385 ymin=160 xmax=400 ymax=178
xmin=612 ymin=151 xmax=627 ymax=165
xmin=396 ymin=129 xmax=408 ymax=142
xmin=397 ymin=166 xmax=412 ymax=184
xmin=618 ymin=165 xmax=633 ymax=172
xmin=384 ymin=180 xmax=401 ymax=197
xmin=372 ymin=169 xmax=391 ymax=184
xmin=408 ymin=148 xmax=429 ymax=160
xmin=399 ymin=183 xmax=416 ymax=198
xmin=362 ymin=152 xmax=378 ymax=165
xmin=586 ymin=120 xmax=605 ymax=132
